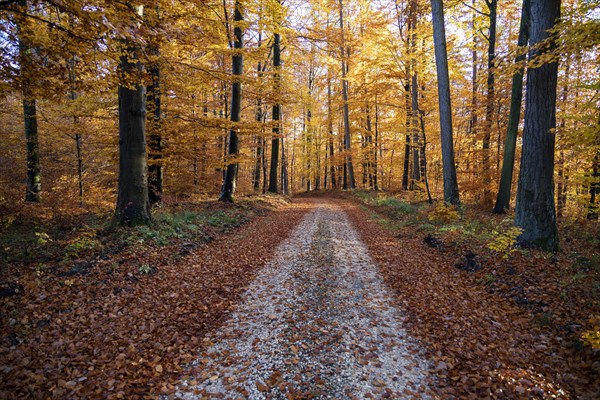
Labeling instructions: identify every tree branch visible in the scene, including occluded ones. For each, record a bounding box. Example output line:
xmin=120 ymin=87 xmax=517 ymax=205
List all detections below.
xmin=462 ymin=1 xmax=489 ymax=17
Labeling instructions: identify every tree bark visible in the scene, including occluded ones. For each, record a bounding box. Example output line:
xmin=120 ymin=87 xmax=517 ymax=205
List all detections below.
xmin=68 ymin=55 xmax=84 ymax=207
xmin=339 ymin=0 xmax=355 ymax=189
xmin=514 ymin=0 xmax=561 ymax=251
xmin=327 ymin=67 xmax=337 ymax=189
xmin=147 ymin=39 xmax=163 ymax=205
xmin=482 ymin=0 xmax=497 ymax=206
xmin=494 ymin=0 xmax=530 ymax=213
xmin=268 ymin=21 xmax=282 ymax=194
xmin=116 ymin=3 xmax=150 ymax=225
xmin=588 ymin=152 xmax=600 ymax=220
xmin=431 ymin=0 xmax=460 ymax=204
xmin=402 ymin=84 xmax=411 ymax=190
xmin=409 ymin=1 xmax=421 ymax=188
xmin=18 ymin=0 xmax=41 ymax=203
xmin=219 ymin=0 xmax=244 ymax=202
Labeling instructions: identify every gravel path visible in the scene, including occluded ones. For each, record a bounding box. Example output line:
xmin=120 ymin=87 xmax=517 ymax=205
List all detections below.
xmin=174 ymin=201 xmax=432 ymax=399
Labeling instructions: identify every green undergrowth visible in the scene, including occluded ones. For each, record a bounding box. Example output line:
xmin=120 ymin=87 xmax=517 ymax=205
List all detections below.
xmin=0 ymin=197 xmax=282 ymax=277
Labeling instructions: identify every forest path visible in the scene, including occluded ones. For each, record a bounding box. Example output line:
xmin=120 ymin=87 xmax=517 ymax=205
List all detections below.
xmin=174 ymin=200 xmax=432 ymax=399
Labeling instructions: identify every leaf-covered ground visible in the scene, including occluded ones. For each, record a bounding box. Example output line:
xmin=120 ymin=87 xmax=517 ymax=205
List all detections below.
xmin=0 ymin=197 xmax=311 ymax=398
xmin=1 ymin=194 xmax=599 ymax=398
xmin=344 ymin=192 xmax=600 ymax=399
xmin=174 ymin=201 xmax=431 ymax=399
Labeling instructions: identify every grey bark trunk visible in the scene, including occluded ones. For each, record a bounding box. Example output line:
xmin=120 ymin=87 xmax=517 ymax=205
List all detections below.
xmin=482 ymin=0 xmax=497 ymax=206
xmin=431 ymin=0 xmax=460 ymax=204
xmin=327 ymin=73 xmax=337 ymax=189
xmin=514 ymin=0 xmax=561 ymax=251
xmin=402 ymin=84 xmax=411 ymax=190
xmin=18 ymin=0 xmax=41 ymax=203
xmin=116 ymin=4 xmax=151 ymax=225
xmin=339 ymin=0 xmax=355 ymax=189
xmin=268 ymin=27 xmax=282 ymax=194
xmin=147 ymin=41 xmax=163 ymax=205
xmin=219 ymin=0 xmax=244 ymax=202
xmin=68 ymin=55 xmax=84 ymax=207
xmin=494 ymin=0 xmax=530 ymax=213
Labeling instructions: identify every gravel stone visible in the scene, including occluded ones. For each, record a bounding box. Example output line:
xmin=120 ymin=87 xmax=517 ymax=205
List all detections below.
xmin=174 ymin=202 xmax=432 ymax=399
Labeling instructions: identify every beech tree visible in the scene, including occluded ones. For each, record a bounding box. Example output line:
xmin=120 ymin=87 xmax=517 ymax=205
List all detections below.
xmin=430 ymin=0 xmax=459 ymax=205
xmin=268 ymin=0 xmax=282 ymax=194
xmin=16 ymin=0 xmax=40 ymax=203
xmin=514 ymin=0 xmax=561 ymax=250
xmin=494 ymin=0 xmax=530 ymax=213
xmin=338 ymin=0 xmax=355 ymax=189
xmin=115 ymin=3 xmax=150 ymax=225
xmin=219 ymin=0 xmax=244 ymax=202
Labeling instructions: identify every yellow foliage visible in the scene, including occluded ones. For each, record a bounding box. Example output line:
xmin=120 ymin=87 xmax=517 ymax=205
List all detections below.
xmin=487 ymin=220 xmax=523 ymax=259
xmin=428 ymin=203 xmax=460 ymax=224
xmin=582 ymin=315 xmax=600 ymax=349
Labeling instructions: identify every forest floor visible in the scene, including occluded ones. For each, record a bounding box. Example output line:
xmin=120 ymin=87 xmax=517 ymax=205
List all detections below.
xmin=1 ymin=193 xmax=599 ymax=399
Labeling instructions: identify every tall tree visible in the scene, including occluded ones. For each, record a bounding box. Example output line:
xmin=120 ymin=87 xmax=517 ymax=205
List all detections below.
xmin=431 ymin=0 xmax=460 ymax=204
xmin=338 ymin=0 xmax=355 ymax=189
xmin=514 ymin=0 xmax=561 ymax=250
xmin=17 ymin=0 xmax=40 ymax=203
xmin=115 ymin=4 xmax=150 ymax=223
xmin=115 ymin=3 xmax=150 ymax=225
xmin=219 ymin=0 xmax=244 ymax=202
xmin=482 ymin=0 xmax=497 ymax=206
xmin=268 ymin=1 xmax=282 ymax=194
xmin=147 ymin=5 xmax=163 ymax=206
xmin=494 ymin=0 xmax=530 ymax=213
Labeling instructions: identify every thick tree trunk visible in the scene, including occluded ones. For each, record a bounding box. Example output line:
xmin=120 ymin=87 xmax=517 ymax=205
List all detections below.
xmin=219 ymin=0 xmax=244 ymax=202
xmin=18 ymin=0 xmax=41 ymax=203
xmin=514 ymin=0 xmax=561 ymax=251
xmin=268 ymin=15 xmax=282 ymax=194
xmin=116 ymin=4 xmax=150 ymax=225
xmin=23 ymin=97 xmax=40 ymax=203
xmin=494 ymin=0 xmax=530 ymax=213
xmin=409 ymin=1 xmax=421 ymax=188
xmin=431 ymin=0 xmax=460 ymax=204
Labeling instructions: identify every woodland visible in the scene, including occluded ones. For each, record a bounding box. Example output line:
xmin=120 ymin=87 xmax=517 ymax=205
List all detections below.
xmin=0 ymin=0 xmax=600 ymax=398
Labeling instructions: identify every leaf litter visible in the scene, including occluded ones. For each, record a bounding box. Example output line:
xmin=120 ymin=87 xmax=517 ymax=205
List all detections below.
xmin=173 ymin=201 xmax=432 ymax=399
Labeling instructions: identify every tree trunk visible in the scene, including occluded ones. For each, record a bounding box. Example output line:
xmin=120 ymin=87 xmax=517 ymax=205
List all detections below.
xmin=327 ymin=74 xmax=337 ymax=190
xmin=281 ymin=136 xmax=289 ymax=195
xmin=68 ymin=55 xmax=84 ymax=208
xmin=339 ymin=0 xmax=355 ymax=189
xmin=431 ymin=0 xmax=460 ymax=205
xmin=494 ymin=0 xmax=530 ymax=213
xmin=219 ymin=0 xmax=244 ymax=202
xmin=514 ymin=0 xmax=561 ymax=251
xmin=373 ymin=97 xmax=380 ymax=191
xmin=402 ymin=84 xmax=411 ymax=190
xmin=409 ymin=1 xmax=421 ymax=188
xmin=268 ymin=29 xmax=281 ymax=193
xmin=147 ymin=40 xmax=163 ymax=205
xmin=18 ymin=0 xmax=41 ymax=203
xmin=556 ymin=62 xmax=570 ymax=217
xmin=116 ymin=3 xmax=150 ymax=225
xmin=468 ymin=0 xmax=478 ymax=182
xmin=588 ymin=151 xmax=600 ymax=220
xmin=482 ymin=0 xmax=497 ymax=206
